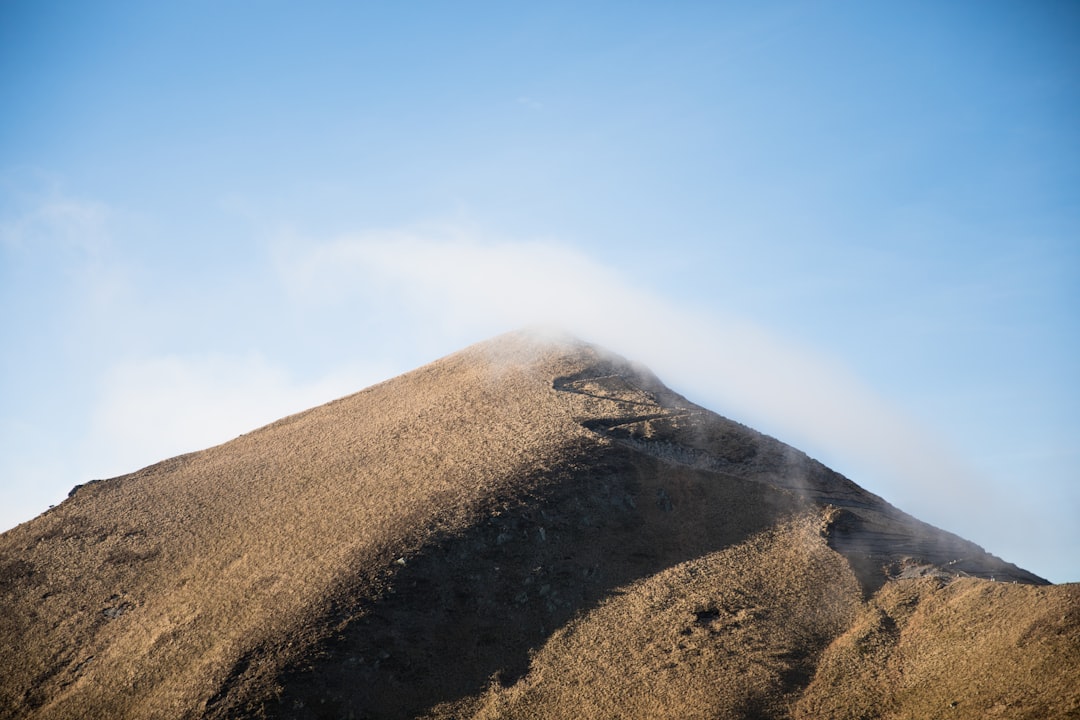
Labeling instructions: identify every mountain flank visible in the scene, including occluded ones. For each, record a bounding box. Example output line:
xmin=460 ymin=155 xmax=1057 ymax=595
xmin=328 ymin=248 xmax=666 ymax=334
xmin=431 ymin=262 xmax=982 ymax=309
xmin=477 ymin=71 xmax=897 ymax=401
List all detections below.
xmin=1 ymin=330 xmax=1076 ymax=719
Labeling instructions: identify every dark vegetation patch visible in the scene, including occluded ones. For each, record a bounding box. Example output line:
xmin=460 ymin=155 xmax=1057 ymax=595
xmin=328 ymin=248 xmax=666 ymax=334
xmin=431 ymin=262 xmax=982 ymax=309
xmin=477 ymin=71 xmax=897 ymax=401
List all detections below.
xmin=0 ymin=558 xmax=34 ymax=587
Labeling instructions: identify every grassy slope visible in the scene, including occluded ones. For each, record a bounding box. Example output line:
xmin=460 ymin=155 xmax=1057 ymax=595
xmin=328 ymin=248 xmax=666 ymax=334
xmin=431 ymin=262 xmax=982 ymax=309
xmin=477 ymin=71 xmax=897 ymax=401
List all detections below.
xmin=0 ymin=333 xmax=604 ymax=718
xmin=795 ymin=577 xmax=1080 ymax=720
xmin=464 ymin=514 xmax=862 ymax=720
xmin=1 ymin=330 xmax=1075 ymax=719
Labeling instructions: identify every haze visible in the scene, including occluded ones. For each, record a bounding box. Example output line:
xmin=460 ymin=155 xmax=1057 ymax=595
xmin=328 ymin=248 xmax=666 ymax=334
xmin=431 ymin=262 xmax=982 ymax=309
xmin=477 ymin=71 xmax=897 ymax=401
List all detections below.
xmin=1 ymin=2 xmax=1077 ymax=582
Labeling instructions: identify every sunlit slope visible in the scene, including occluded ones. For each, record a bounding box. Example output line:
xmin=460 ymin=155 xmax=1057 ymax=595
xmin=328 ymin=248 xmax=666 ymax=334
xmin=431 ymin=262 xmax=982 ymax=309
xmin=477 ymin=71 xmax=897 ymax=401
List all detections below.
xmin=449 ymin=526 xmax=1079 ymax=720
xmin=0 ymin=330 xmax=1066 ymax=720
xmin=795 ymin=577 xmax=1080 ymax=719
xmin=1 ymin=333 xmax=606 ymax=718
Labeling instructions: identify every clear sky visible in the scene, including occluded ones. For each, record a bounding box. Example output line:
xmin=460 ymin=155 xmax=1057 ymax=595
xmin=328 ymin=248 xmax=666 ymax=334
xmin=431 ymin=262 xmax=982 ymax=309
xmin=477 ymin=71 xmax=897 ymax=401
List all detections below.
xmin=1 ymin=1 xmax=1077 ymax=582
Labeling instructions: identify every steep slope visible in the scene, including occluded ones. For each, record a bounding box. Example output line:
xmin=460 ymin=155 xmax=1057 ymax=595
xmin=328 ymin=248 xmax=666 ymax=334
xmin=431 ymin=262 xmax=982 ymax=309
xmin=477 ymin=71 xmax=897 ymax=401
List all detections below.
xmin=0 ymin=330 xmax=1069 ymax=720
xmin=550 ymin=359 xmax=1045 ymax=591
xmin=2 ymin=332 xmax=603 ymax=718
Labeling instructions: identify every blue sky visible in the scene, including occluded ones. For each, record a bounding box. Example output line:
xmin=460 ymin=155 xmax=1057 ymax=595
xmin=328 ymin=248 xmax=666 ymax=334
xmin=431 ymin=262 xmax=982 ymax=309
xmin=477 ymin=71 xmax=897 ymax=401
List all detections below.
xmin=1 ymin=1 xmax=1077 ymax=582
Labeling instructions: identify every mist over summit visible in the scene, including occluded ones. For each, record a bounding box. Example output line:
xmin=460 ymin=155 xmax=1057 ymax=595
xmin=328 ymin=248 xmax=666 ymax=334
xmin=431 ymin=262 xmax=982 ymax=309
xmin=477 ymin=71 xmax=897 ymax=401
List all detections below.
xmin=1 ymin=330 xmax=1075 ymax=719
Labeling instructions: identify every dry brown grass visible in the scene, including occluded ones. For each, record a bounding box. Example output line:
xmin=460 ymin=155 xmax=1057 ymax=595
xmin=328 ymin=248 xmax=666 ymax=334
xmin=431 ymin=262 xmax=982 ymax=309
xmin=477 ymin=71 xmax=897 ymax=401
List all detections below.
xmin=0 ymin=330 xmax=1074 ymax=720
xmin=2 ymin=333 xmax=602 ymax=718
xmin=796 ymin=577 xmax=1080 ymax=719
xmin=465 ymin=514 xmax=862 ymax=720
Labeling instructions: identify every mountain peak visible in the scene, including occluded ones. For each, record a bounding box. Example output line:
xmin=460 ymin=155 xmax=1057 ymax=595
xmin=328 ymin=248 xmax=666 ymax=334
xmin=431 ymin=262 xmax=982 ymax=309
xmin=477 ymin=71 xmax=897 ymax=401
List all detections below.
xmin=0 ymin=331 xmax=1070 ymax=720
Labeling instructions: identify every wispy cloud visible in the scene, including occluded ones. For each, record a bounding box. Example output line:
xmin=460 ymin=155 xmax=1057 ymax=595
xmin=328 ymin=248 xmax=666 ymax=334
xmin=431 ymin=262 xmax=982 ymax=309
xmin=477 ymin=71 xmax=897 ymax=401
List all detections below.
xmin=273 ymin=224 xmax=999 ymax=520
xmin=0 ymin=178 xmax=114 ymax=257
xmin=0 ymin=179 xmax=133 ymax=317
xmin=271 ymin=224 xmax=1079 ymax=575
xmin=1 ymin=208 xmax=1057 ymax=576
xmin=83 ymin=352 xmax=394 ymax=481
xmin=516 ymin=96 xmax=544 ymax=110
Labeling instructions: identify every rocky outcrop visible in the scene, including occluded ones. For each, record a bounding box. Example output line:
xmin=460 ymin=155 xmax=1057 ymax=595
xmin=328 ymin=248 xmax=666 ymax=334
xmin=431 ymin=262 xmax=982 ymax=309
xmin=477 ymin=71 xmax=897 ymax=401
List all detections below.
xmin=550 ymin=354 xmax=1046 ymax=591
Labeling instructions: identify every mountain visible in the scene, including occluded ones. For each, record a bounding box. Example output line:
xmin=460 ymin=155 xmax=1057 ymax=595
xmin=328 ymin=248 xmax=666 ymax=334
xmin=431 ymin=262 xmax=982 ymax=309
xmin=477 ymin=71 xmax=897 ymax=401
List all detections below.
xmin=1 ymin=330 xmax=1076 ymax=719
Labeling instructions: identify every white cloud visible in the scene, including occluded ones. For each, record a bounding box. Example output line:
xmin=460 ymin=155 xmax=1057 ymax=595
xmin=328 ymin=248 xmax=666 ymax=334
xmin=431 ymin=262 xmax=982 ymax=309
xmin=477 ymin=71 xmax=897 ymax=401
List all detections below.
xmin=0 ymin=192 xmax=113 ymax=256
xmin=4 ymin=217 xmax=1054 ymax=578
xmin=1 ymin=351 xmax=393 ymax=533
xmin=275 ymin=225 xmax=1073 ymax=579
xmin=83 ymin=352 xmax=393 ymax=482
xmin=272 ymin=224 xmax=997 ymax=522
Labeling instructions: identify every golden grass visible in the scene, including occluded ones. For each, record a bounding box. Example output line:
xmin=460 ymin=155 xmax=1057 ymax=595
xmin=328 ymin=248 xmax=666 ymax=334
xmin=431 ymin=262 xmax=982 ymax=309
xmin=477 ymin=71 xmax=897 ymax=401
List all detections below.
xmin=796 ymin=577 xmax=1080 ymax=719
xmin=0 ymin=330 xmax=1073 ymax=720
xmin=466 ymin=514 xmax=862 ymax=720
xmin=2 ymin=333 xmax=601 ymax=718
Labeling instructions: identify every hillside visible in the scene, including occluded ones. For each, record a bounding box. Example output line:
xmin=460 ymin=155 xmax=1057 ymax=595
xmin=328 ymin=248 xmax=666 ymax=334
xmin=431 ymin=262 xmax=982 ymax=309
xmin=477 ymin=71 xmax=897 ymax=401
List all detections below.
xmin=1 ymin=330 xmax=1075 ymax=719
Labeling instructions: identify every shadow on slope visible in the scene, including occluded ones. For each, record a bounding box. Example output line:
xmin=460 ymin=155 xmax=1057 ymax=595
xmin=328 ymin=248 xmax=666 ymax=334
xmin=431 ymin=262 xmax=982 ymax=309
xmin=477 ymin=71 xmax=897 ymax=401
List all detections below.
xmin=550 ymin=364 xmax=1047 ymax=593
xmin=215 ymin=443 xmax=810 ymax=719
xmin=465 ymin=514 xmax=862 ymax=720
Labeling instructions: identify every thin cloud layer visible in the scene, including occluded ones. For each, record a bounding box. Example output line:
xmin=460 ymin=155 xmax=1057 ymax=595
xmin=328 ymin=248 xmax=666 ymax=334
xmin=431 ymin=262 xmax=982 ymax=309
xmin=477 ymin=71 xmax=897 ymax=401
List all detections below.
xmin=0 ymin=195 xmax=111 ymax=255
xmin=276 ymin=227 xmax=1070 ymax=577
xmin=0 ymin=210 xmax=1064 ymax=580
xmin=274 ymin=225 xmax=1002 ymax=520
